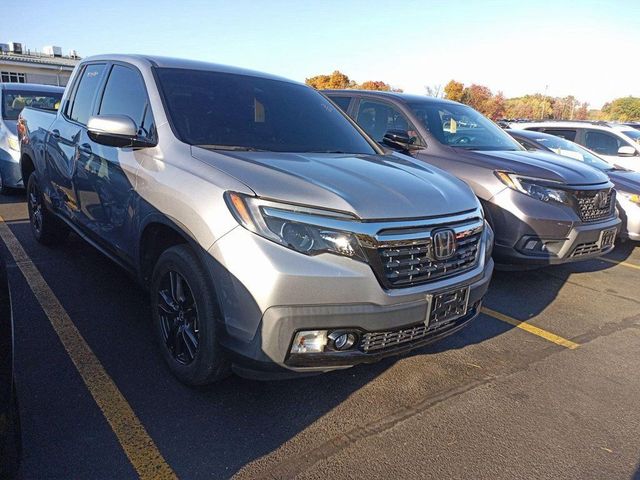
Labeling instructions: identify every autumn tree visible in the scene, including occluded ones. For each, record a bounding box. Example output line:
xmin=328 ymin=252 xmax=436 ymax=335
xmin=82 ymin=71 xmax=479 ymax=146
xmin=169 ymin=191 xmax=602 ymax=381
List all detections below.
xmin=358 ymin=80 xmax=403 ymax=92
xmin=575 ymin=102 xmax=589 ymax=120
xmin=443 ymin=80 xmax=464 ymax=102
xmin=483 ymin=91 xmax=506 ymax=120
xmin=461 ymin=84 xmax=493 ymax=115
xmin=305 ymin=70 xmax=355 ymax=90
xmin=601 ymin=96 xmax=640 ymax=121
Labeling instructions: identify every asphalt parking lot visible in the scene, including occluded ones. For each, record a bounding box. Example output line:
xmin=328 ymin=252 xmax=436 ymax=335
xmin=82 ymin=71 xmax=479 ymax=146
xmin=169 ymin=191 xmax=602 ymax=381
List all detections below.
xmin=1 ymin=192 xmax=640 ymax=480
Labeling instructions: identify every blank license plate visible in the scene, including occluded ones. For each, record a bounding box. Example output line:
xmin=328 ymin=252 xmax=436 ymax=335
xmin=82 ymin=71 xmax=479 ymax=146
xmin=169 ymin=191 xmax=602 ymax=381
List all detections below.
xmin=427 ymin=287 xmax=470 ymax=327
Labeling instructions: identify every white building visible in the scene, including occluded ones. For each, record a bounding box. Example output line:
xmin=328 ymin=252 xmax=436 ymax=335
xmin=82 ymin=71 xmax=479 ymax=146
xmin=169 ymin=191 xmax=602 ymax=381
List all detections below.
xmin=0 ymin=43 xmax=80 ymax=86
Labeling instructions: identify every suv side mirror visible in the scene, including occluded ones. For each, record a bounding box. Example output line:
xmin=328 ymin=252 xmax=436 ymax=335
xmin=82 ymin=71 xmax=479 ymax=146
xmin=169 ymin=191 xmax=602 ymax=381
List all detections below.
xmin=618 ymin=145 xmax=636 ymax=157
xmin=87 ymin=115 xmax=155 ymax=149
xmin=382 ymin=129 xmax=422 ymax=152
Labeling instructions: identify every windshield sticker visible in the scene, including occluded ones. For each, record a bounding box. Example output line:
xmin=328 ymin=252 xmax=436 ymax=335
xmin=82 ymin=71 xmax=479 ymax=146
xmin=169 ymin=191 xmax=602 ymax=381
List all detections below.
xmin=450 ymin=118 xmax=457 ymax=134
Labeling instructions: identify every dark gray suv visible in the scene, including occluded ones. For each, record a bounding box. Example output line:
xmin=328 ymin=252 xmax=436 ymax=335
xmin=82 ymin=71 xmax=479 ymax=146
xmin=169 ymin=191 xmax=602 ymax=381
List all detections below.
xmin=325 ymin=91 xmax=621 ymax=268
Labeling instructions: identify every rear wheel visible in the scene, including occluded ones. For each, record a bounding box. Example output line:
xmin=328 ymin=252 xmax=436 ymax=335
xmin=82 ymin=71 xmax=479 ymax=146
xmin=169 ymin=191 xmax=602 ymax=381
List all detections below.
xmin=151 ymin=245 xmax=230 ymax=385
xmin=27 ymin=174 xmax=69 ymax=246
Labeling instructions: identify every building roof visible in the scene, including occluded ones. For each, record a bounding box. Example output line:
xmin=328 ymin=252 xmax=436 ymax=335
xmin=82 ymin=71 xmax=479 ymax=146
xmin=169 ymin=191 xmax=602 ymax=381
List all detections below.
xmin=0 ymin=52 xmax=79 ymax=70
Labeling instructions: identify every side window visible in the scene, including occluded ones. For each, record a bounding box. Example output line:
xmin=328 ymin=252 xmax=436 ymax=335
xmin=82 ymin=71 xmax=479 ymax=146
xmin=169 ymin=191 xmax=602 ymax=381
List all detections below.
xmin=541 ymin=129 xmax=577 ymax=141
xmin=584 ymin=130 xmax=626 ymax=156
xmin=98 ymin=65 xmax=154 ymax=138
xmin=68 ymin=64 xmax=107 ymax=125
xmin=356 ymin=100 xmax=421 ymax=144
xmin=330 ymin=96 xmax=352 ymax=113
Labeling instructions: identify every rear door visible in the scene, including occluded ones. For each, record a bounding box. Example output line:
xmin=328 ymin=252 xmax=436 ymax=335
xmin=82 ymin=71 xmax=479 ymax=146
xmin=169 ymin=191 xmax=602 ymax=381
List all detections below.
xmin=47 ymin=63 xmax=107 ymax=220
xmin=73 ymin=62 xmax=156 ymax=263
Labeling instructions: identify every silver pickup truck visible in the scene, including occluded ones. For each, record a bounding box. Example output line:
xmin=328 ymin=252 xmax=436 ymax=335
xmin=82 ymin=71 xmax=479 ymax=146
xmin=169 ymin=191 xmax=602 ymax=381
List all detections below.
xmin=18 ymin=54 xmax=493 ymax=384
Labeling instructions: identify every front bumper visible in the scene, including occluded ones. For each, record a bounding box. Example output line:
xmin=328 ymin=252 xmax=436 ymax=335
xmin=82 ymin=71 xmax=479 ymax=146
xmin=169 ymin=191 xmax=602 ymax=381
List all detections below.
xmin=206 ymin=225 xmax=493 ymax=378
xmin=0 ymin=147 xmax=23 ymax=189
xmin=486 ymin=188 xmax=621 ymax=266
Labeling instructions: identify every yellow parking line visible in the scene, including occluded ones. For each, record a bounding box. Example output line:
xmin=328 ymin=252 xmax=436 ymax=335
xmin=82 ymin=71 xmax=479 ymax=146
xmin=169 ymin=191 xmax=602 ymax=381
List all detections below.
xmin=481 ymin=307 xmax=579 ymax=350
xmin=0 ymin=217 xmax=176 ymax=480
xmin=599 ymin=257 xmax=640 ymax=271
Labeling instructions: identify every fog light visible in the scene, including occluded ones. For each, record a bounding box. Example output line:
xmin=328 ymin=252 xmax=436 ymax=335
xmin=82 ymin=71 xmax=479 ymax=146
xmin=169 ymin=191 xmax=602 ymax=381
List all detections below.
xmin=328 ymin=331 xmax=357 ymax=351
xmin=291 ymin=330 xmax=327 ymax=353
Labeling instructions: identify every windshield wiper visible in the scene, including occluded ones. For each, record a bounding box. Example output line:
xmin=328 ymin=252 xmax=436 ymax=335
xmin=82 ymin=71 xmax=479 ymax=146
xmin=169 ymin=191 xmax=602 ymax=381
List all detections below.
xmin=197 ymin=144 xmax=270 ymax=152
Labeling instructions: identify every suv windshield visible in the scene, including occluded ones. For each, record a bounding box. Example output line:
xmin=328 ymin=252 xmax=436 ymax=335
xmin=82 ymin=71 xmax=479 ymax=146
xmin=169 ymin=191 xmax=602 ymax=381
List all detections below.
xmin=532 ymin=134 xmax=613 ymax=171
xmin=2 ymin=90 xmax=63 ymax=120
xmin=408 ymin=101 xmax=522 ymax=151
xmin=155 ymin=68 xmax=377 ymax=154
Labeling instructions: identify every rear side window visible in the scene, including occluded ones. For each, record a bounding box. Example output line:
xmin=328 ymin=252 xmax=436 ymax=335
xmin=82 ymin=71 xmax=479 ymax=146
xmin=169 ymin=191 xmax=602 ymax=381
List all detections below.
xmin=99 ymin=65 xmax=149 ymax=129
xmin=541 ymin=129 xmax=577 ymax=141
xmin=330 ymin=96 xmax=352 ymax=113
xmin=68 ymin=64 xmax=106 ymax=125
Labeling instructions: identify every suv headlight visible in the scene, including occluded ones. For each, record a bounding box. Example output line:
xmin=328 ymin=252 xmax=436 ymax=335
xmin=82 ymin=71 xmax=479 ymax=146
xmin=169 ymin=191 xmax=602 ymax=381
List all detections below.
xmin=225 ymin=192 xmax=367 ymax=261
xmin=618 ymin=191 xmax=640 ymax=205
xmin=495 ymin=171 xmax=571 ymax=205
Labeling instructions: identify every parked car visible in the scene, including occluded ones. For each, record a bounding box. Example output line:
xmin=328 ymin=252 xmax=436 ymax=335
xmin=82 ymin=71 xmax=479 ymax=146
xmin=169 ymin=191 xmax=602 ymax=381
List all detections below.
xmin=509 ymin=129 xmax=640 ymax=241
xmin=623 ymin=122 xmax=640 ymax=130
xmin=324 ymin=90 xmax=620 ymax=268
xmin=509 ymin=121 xmax=640 ymax=172
xmin=18 ymin=55 xmax=494 ymax=385
xmin=0 ymin=258 xmax=20 ymax=479
xmin=0 ymin=83 xmax=63 ymax=193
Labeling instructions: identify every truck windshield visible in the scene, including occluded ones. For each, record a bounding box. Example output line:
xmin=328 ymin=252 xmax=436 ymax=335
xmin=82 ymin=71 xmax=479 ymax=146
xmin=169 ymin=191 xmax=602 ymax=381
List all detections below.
xmin=408 ymin=101 xmax=523 ymax=152
xmin=2 ymin=90 xmax=63 ymax=120
xmin=155 ymin=68 xmax=377 ymax=154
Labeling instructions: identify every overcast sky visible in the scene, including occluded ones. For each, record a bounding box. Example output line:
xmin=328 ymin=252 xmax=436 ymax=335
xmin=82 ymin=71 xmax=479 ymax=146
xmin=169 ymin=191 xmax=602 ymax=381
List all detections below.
xmin=5 ymin=0 xmax=638 ymax=108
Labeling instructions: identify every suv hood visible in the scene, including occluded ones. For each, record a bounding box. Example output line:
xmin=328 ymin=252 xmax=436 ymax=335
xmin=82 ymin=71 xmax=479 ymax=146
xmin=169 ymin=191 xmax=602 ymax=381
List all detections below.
xmin=456 ymin=149 xmax=610 ymax=186
xmin=191 ymin=147 xmax=480 ymax=220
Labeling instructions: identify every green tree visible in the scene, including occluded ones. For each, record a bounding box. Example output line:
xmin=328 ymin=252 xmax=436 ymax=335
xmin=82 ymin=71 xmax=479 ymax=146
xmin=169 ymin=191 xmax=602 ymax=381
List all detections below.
xmin=443 ymin=80 xmax=464 ymax=102
xmin=601 ymin=96 xmax=640 ymax=121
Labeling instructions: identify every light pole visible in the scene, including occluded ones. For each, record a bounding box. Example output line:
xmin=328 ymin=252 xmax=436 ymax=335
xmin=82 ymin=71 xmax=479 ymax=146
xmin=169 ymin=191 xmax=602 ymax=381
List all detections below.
xmin=540 ymin=85 xmax=549 ymax=120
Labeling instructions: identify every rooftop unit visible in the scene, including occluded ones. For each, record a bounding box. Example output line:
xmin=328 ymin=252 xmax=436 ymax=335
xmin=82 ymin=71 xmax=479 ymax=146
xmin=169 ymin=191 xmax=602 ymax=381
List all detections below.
xmin=43 ymin=45 xmax=63 ymax=57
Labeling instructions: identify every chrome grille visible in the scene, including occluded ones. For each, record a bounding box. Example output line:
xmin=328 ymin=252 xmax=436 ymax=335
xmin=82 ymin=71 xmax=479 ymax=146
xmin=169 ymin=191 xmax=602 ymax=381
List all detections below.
xmin=571 ymin=241 xmax=601 ymax=257
xmin=377 ymin=231 xmax=481 ymax=288
xmin=573 ymin=189 xmax=615 ymax=223
xmin=360 ymin=305 xmax=478 ymax=352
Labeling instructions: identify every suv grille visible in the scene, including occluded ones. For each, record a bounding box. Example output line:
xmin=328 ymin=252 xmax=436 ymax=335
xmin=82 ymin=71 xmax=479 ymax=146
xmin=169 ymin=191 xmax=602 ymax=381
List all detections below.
xmin=376 ymin=230 xmax=482 ymax=288
xmin=573 ymin=189 xmax=615 ymax=223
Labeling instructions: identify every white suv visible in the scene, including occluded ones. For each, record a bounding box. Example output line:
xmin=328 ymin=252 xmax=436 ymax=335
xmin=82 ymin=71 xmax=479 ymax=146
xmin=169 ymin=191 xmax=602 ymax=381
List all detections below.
xmin=510 ymin=121 xmax=640 ymax=172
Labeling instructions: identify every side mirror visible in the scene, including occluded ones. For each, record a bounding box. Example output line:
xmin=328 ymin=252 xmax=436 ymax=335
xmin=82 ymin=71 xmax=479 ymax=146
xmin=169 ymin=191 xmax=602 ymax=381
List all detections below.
xmin=87 ymin=115 xmax=155 ymax=148
xmin=382 ymin=129 xmax=422 ymax=152
xmin=618 ymin=145 xmax=636 ymax=157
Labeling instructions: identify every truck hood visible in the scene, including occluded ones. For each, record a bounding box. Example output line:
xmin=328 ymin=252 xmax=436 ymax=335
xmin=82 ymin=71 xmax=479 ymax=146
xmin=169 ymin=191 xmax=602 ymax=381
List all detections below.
xmin=455 ymin=149 xmax=610 ymax=186
xmin=191 ymin=147 xmax=479 ymax=220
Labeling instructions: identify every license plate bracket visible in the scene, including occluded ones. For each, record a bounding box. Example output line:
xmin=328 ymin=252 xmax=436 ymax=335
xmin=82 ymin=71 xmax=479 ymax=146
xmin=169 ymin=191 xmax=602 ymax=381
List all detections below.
xmin=598 ymin=227 xmax=617 ymax=249
xmin=426 ymin=286 xmax=470 ymax=327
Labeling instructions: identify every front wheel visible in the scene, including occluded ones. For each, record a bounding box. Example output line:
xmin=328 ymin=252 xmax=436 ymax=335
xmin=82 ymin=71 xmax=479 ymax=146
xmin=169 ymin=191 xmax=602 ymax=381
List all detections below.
xmin=27 ymin=174 xmax=69 ymax=246
xmin=151 ymin=245 xmax=230 ymax=386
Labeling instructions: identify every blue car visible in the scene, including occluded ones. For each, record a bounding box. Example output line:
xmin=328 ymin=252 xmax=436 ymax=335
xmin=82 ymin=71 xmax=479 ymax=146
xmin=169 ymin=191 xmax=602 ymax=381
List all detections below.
xmin=0 ymin=83 xmax=63 ymax=193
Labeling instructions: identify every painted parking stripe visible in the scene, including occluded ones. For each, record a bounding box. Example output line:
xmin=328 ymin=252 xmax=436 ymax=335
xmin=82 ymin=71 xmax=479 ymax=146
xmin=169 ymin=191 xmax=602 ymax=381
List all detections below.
xmin=599 ymin=257 xmax=640 ymax=271
xmin=481 ymin=307 xmax=579 ymax=350
xmin=0 ymin=217 xmax=176 ymax=480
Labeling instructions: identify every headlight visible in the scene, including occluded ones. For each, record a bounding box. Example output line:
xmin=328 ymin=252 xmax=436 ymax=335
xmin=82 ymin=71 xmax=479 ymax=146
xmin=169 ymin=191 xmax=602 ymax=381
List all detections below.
xmin=495 ymin=171 xmax=571 ymax=205
xmin=7 ymin=135 xmax=20 ymax=152
xmin=225 ymin=192 xmax=367 ymax=261
xmin=483 ymin=220 xmax=494 ymax=264
xmin=619 ymin=191 xmax=640 ymax=205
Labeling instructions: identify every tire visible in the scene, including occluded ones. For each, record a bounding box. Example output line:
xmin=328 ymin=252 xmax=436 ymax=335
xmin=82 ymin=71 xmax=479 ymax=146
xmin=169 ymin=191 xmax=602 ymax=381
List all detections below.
xmin=150 ymin=244 xmax=230 ymax=386
xmin=27 ymin=173 xmax=69 ymax=246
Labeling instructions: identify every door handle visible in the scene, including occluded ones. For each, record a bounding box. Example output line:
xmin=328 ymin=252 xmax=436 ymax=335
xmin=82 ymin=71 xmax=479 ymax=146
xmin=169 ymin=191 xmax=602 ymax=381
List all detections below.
xmin=78 ymin=143 xmax=92 ymax=154
xmin=51 ymin=129 xmax=60 ymax=139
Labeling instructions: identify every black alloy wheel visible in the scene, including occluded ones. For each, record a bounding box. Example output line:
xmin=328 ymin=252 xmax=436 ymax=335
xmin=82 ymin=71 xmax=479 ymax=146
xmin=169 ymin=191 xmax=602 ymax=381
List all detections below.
xmin=157 ymin=270 xmax=199 ymax=365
